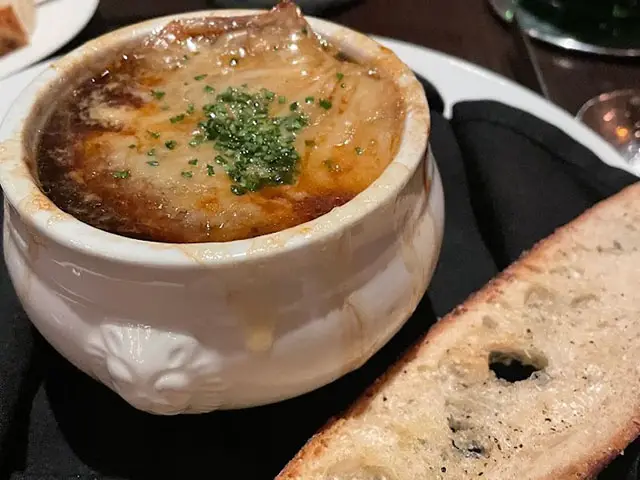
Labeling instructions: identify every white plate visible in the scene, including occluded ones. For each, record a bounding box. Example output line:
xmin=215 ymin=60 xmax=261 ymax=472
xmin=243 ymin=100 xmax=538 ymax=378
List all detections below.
xmin=0 ymin=0 xmax=99 ymax=80
xmin=0 ymin=35 xmax=636 ymax=178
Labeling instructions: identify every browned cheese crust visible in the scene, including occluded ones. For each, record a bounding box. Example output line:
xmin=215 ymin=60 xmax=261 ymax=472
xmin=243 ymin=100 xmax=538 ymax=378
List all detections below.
xmin=35 ymin=2 xmax=404 ymax=243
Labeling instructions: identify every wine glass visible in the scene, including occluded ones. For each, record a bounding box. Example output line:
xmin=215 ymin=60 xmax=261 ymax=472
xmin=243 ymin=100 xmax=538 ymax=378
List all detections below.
xmin=488 ymin=0 xmax=640 ymax=169
xmin=577 ymin=90 xmax=640 ymax=169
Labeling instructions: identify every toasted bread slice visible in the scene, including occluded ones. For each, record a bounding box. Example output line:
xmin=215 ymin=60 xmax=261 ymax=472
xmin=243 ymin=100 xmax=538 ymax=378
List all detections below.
xmin=0 ymin=0 xmax=35 ymax=57
xmin=278 ymin=182 xmax=640 ymax=480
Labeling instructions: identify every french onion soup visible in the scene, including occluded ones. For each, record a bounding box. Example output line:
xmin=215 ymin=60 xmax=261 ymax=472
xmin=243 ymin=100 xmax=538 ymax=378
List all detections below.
xmin=35 ymin=1 xmax=405 ymax=243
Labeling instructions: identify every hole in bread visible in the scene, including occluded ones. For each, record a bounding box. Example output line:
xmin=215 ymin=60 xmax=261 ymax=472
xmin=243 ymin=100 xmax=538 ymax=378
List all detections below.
xmin=451 ymin=438 xmax=487 ymax=458
xmin=488 ymin=350 xmax=547 ymax=383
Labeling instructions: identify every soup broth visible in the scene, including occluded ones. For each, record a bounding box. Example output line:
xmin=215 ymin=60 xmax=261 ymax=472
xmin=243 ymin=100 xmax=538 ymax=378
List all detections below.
xmin=36 ymin=1 xmax=405 ymax=243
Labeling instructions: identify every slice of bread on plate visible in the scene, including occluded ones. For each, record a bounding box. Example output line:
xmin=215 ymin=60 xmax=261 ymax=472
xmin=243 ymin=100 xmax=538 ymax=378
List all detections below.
xmin=278 ymin=182 xmax=640 ymax=480
xmin=0 ymin=0 xmax=35 ymax=57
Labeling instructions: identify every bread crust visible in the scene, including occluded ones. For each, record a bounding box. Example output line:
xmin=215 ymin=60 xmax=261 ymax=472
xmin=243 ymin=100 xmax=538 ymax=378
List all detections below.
xmin=0 ymin=1 xmax=35 ymax=56
xmin=278 ymin=182 xmax=640 ymax=480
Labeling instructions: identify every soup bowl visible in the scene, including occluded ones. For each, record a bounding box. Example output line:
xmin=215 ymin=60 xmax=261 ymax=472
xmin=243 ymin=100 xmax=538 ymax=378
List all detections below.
xmin=0 ymin=8 xmax=444 ymax=414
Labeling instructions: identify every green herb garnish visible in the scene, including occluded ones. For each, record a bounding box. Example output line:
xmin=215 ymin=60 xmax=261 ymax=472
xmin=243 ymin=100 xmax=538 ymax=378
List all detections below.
xmin=204 ymin=85 xmax=215 ymax=93
xmin=262 ymin=89 xmax=275 ymax=101
xmin=165 ymin=140 xmax=177 ymax=150
xmin=188 ymin=158 xmax=198 ymax=165
xmin=170 ymin=114 xmax=185 ymax=124
xmin=355 ymin=147 xmax=364 ymax=155
xmin=147 ymin=130 xmax=160 ymax=139
xmin=290 ymin=102 xmax=299 ymax=111
xmin=128 ymin=144 xmax=136 ymax=149
xmin=199 ymin=86 xmax=308 ymax=195
xmin=181 ymin=171 xmax=193 ymax=178
xmin=278 ymin=96 xmax=286 ymax=104
xmin=206 ymin=164 xmax=215 ymax=176
xmin=230 ymin=184 xmax=247 ymax=195
xmin=189 ymin=135 xmax=204 ymax=147
xmin=305 ymin=139 xmax=315 ymax=147
xmin=336 ymin=72 xmax=344 ymax=81
xmin=305 ymin=96 xmax=315 ymax=104
xmin=113 ymin=170 xmax=130 ymax=179
xmin=323 ymin=159 xmax=340 ymax=172
xmin=194 ymin=74 xmax=207 ymax=81
xmin=147 ymin=149 xmax=156 ymax=156
xmin=319 ymin=99 xmax=332 ymax=110
xmin=229 ymin=58 xmax=239 ymax=67
xmin=146 ymin=160 xmax=159 ymax=166
xmin=151 ymin=90 xmax=165 ymax=100
xmin=186 ymin=103 xmax=195 ymax=114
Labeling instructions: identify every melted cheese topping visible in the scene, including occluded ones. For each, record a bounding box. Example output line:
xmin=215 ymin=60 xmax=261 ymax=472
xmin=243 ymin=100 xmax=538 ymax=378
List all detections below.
xmin=36 ymin=2 xmax=405 ymax=243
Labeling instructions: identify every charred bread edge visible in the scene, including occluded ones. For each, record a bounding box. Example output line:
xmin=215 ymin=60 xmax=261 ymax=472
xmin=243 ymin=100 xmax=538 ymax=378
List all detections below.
xmin=278 ymin=181 xmax=640 ymax=480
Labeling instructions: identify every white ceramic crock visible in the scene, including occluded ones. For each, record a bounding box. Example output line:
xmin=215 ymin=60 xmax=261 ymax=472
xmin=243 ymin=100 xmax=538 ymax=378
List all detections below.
xmin=0 ymin=9 xmax=444 ymax=415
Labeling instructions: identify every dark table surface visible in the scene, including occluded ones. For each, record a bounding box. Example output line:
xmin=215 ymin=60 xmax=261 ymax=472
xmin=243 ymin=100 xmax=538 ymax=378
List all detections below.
xmin=59 ymin=0 xmax=640 ymax=116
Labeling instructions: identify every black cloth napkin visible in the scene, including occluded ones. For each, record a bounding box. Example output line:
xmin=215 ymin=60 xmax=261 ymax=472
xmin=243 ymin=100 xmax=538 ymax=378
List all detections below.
xmin=0 ymin=81 xmax=638 ymax=479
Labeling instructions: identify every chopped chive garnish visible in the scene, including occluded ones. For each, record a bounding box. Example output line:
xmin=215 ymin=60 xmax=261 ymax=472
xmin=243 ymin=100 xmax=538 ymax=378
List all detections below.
xmin=204 ymin=85 xmax=215 ymax=93
xmin=318 ymin=99 xmax=332 ymax=110
xmin=181 ymin=171 xmax=193 ymax=178
xmin=263 ymin=89 xmax=275 ymax=101
xmin=341 ymin=83 xmax=346 ymax=88
xmin=194 ymin=74 xmax=207 ymax=81
xmin=290 ymin=102 xmax=299 ymax=111
xmin=161 ymin=105 xmax=170 ymax=111
xmin=305 ymin=139 xmax=315 ymax=147
xmin=230 ymin=184 xmax=247 ymax=195
xmin=189 ymin=135 xmax=204 ymax=147
xmin=336 ymin=72 xmax=344 ymax=81
xmin=323 ymin=159 xmax=339 ymax=172
xmin=113 ymin=170 xmax=130 ymax=179
xmin=165 ymin=140 xmax=177 ymax=150
xmin=301 ymin=27 xmax=308 ymax=35
xmin=128 ymin=144 xmax=136 ymax=149
xmin=170 ymin=114 xmax=185 ymax=123
xmin=147 ymin=149 xmax=156 ymax=156
xmin=229 ymin=58 xmax=238 ymax=67
xmin=206 ymin=164 xmax=215 ymax=176
xmin=305 ymin=96 xmax=314 ymax=104
xmin=147 ymin=130 xmax=160 ymax=139
xmin=197 ymin=86 xmax=309 ymax=194
xmin=146 ymin=160 xmax=159 ymax=166
xmin=183 ymin=54 xmax=189 ymax=61
xmin=278 ymin=96 xmax=286 ymax=104
xmin=188 ymin=158 xmax=198 ymax=165
xmin=355 ymin=147 xmax=364 ymax=155
xmin=151 ymin=90 xmax=165 ymax=100
xmin=186 ymin=103 xmax=195 ymax=114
